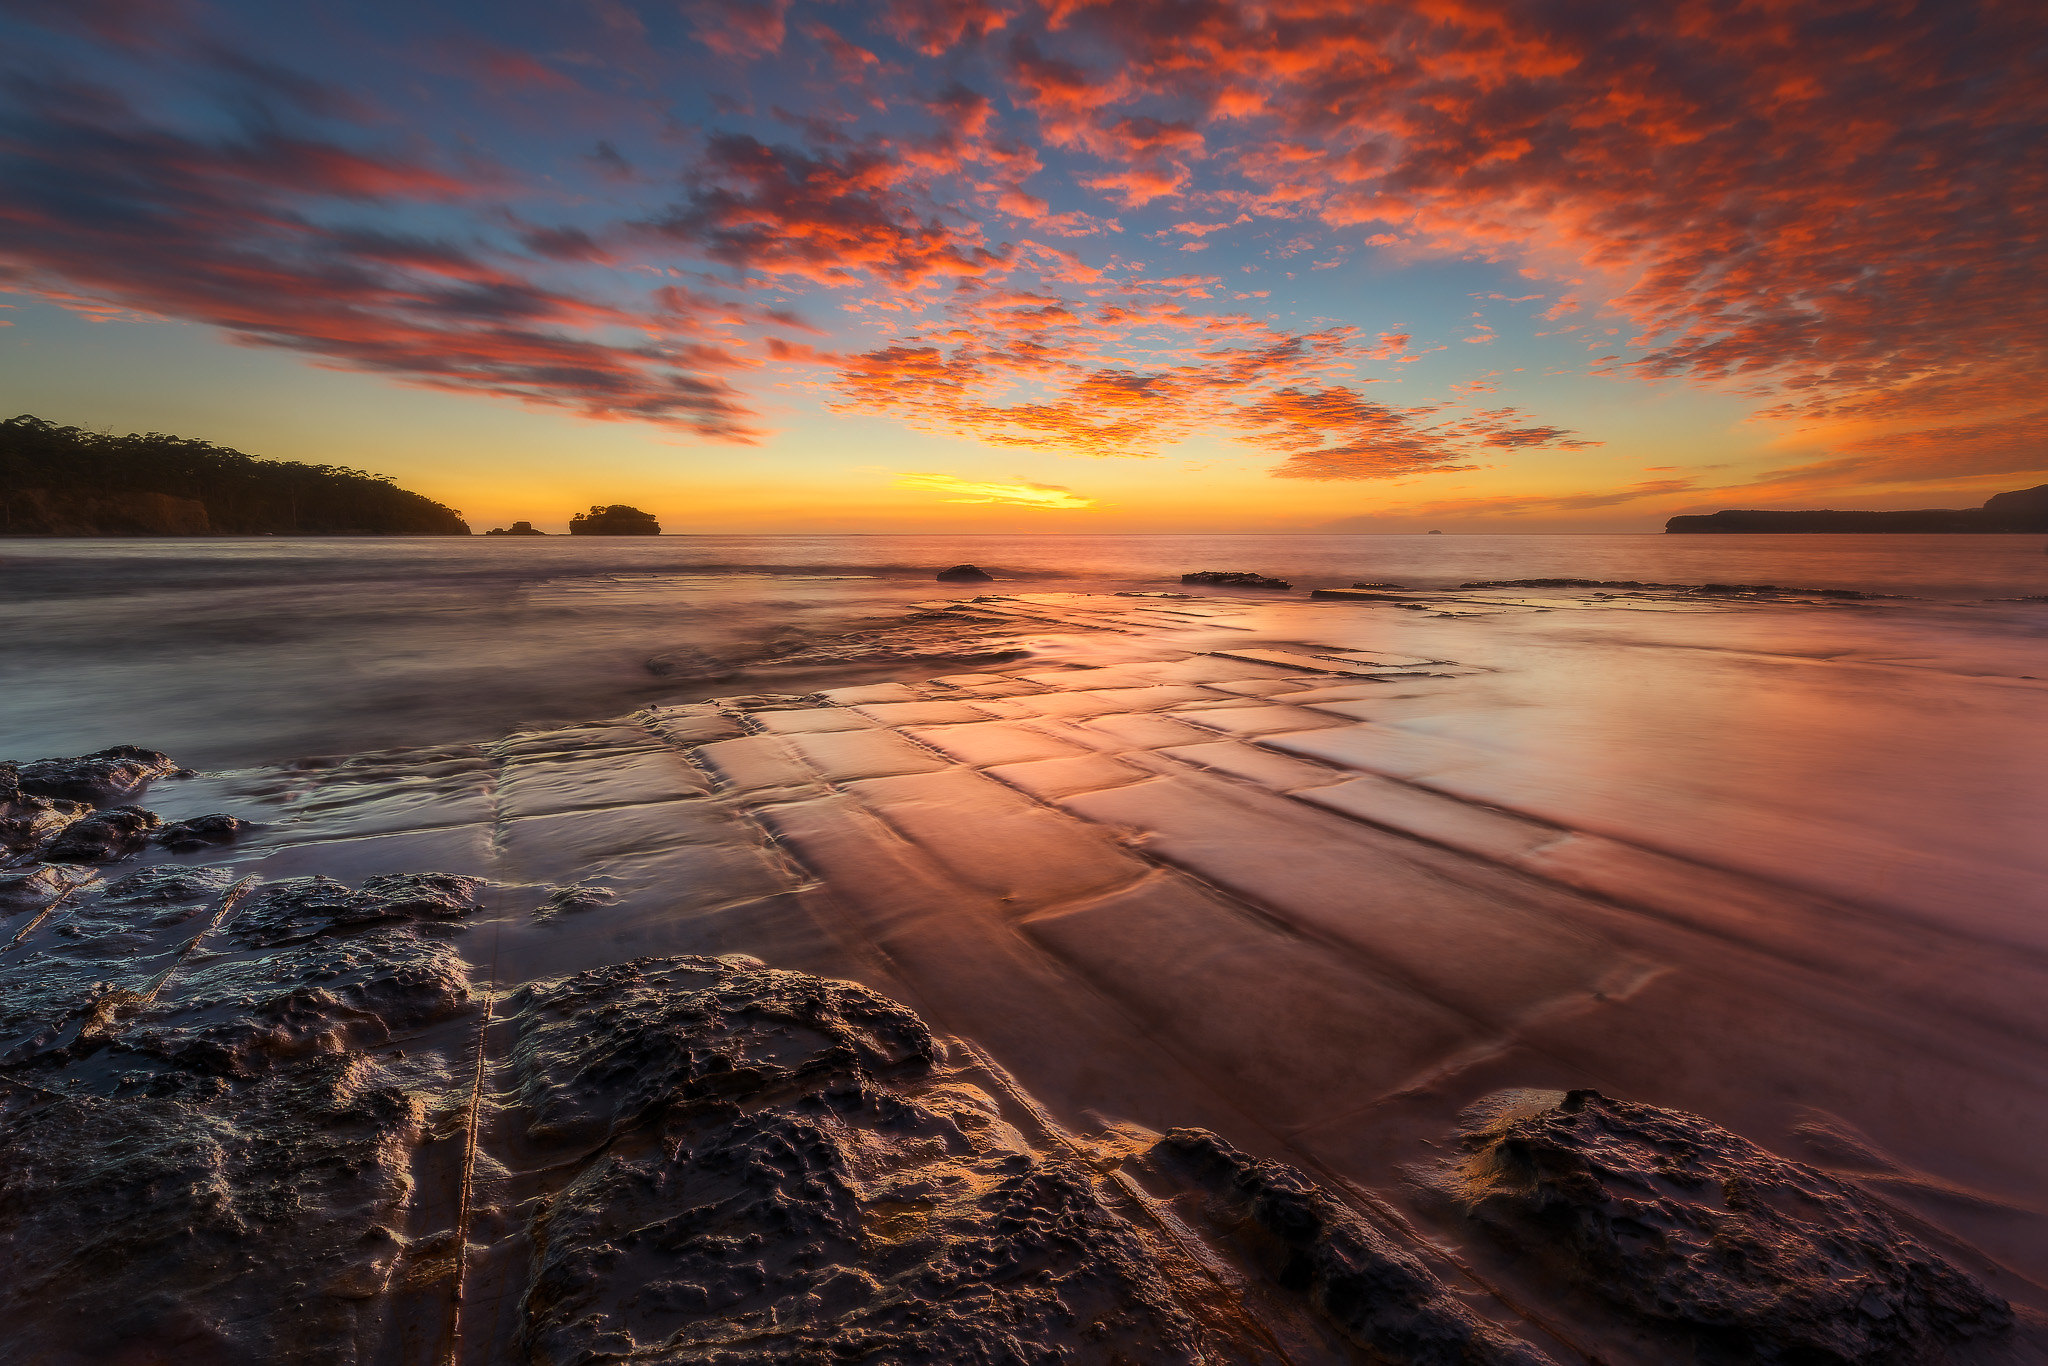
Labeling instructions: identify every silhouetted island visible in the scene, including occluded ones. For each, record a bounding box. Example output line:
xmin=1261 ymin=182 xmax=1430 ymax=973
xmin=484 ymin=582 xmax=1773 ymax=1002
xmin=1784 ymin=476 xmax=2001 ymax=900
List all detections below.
xmin=485 ymin=521 xmax=547 ymax=536
xmin=568 ymin=504 xmax=661 ymax=535
xmin=0 ymin=415 xmax=469 ymax=535
xmin=1668 ymin=483 xmax=2048 ymax=533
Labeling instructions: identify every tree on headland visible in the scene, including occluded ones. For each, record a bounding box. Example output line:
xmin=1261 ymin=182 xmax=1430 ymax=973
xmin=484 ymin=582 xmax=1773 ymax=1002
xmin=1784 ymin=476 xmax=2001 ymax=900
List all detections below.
xmin=568 ymin=504 xmax=661 ymax=535
xmin=0 ymin=415 xmax=469 ymax=535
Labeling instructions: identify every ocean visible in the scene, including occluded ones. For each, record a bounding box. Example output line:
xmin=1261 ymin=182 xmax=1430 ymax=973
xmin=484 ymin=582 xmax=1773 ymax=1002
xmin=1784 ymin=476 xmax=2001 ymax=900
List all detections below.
xmin=2 ymin=532 xmax=2044 ymax=767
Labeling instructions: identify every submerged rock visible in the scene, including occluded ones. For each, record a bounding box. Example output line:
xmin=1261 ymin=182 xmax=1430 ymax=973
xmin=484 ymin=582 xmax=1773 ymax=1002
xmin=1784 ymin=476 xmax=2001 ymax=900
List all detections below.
xmin=12 ymin=745 xmax=184 ymax=803
xmin=155 ymin=813 xmax=253 ymax=851
xmin=936 ymin=562 xmax=995 ymax=582
xmin=228 ymin=872 xmax=482 ymax=947
xmin=1156 ymin=1128 xmax=1555 ymax=1365
xmin=1453 ymin=1089 xmax=2011 ymax=1364
xmin=535 ymin=883 xmax=618 ymax=916
xmin=38 ymin=805 xmax=162 ymax=863
xmin=1181 ymin=570 xmax=1293 ymax=589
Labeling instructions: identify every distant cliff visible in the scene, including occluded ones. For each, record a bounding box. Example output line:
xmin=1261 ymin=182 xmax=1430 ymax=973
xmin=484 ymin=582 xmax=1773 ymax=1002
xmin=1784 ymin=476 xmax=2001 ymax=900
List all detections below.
xmin=1668 ymin=484 xmax=2048 ymax=533
xmin=0 ymin=415 xmax=470 ymax=536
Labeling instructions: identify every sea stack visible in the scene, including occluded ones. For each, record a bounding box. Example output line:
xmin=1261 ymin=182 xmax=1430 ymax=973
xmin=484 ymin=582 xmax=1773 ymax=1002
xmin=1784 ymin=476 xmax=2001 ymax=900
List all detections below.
xmin=568 ymin=505 xmax=660 ymax=535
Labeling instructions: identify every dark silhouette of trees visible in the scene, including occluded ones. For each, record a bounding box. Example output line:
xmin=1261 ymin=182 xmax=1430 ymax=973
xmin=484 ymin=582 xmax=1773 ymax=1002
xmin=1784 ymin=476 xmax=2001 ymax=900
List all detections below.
xmin=567 ymin=504 xmax=661 ymax=535
xmin=0 ymin=415 xmax=469 ymax=534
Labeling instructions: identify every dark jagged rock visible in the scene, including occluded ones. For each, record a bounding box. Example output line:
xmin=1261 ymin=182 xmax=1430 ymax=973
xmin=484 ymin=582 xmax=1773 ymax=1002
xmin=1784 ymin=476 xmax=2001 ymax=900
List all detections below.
xmin=101 ymin=865 xmax=240 ymax=905
xmin=13 ymin=745 xmax=184 ymax=803
xmin=508 ymin=954 xmax=935 ymax=1145
xmin=0 ymin=1032 xmax=447 ymax=1364
xmin=155 ymin=813 xmax=253 ymax=851
xmin=38 ymin=805 xmax=162 ymax=863
xmin=512 ymin=956 xmax=1236 ymax=1365
xmin=485 ymin=519 xmax=547 ymax=535
xmin=1453 ymin=1089 xmax=2011 ymax=1364
xmin=1353 ymin=581 xmax=1406 ymax=588
xmin=568 ymin=503 xmax=660 ymax=535
xmin=0 ymin=763 xmax=87 ymax=854
xmin=0 ymin=866 xmax=68 ymax=915
xmin=125 ymin=927 xmax=472 ymax=1071
xmin=936 ymin=562 xmax=995 ymax=581
xmin=0 ymin=858 xmax=479 ymax=1364
xmin=1155 ymin=1128 xmax=1555 ymax=1365
xmin=1182 ymin=571 xmax=1294 ymax=589
xmin=227 ymin=872 xmax=482 ymax=947
xmin=91 ymin=865 xmax=241 ymax=930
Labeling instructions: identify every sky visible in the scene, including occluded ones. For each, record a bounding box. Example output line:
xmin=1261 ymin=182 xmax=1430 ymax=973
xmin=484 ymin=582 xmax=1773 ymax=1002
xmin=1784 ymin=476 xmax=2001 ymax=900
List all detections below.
xmin=1 ymin=0 xmax=2041 ymax=532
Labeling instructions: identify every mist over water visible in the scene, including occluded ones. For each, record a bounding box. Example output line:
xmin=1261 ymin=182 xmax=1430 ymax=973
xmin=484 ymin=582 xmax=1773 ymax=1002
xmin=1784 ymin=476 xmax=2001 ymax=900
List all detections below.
xmin=2 ymin=533 xmax=2043 ymax=767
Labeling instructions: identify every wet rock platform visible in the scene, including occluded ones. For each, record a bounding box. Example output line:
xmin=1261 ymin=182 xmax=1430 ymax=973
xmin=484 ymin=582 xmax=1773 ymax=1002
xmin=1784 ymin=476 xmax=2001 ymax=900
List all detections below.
xmin=3 ymin=589 xmax=2044 ymax=1364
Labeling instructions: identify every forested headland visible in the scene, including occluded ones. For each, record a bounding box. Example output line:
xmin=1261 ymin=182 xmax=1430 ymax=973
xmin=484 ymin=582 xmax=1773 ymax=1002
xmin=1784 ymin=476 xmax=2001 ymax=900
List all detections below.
xmin=0 ymin=415 xmax=470 ymax=535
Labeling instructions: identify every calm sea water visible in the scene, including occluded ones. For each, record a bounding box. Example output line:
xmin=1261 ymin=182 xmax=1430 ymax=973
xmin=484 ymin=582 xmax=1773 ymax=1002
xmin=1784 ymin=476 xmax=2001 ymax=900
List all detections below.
xmin=3 ymin=533 xmax=2043 ymax=766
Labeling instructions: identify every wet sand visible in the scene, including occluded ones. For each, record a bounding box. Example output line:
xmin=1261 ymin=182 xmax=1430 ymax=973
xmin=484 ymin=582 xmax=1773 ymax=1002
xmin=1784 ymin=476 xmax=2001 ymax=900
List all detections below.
xmin=3 ymin=586 xmax=2044 ymax=1363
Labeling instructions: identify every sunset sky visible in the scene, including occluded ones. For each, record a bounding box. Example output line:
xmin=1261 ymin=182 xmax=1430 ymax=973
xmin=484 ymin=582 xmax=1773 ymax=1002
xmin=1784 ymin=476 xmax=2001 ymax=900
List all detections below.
xmin=2 ymin=0 xmax=2041 ymax=532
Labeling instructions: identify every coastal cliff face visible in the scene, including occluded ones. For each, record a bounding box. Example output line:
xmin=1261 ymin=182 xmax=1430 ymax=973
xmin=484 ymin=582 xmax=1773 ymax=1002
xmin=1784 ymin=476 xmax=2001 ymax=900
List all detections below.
xmin=1668 ymin=483 xmax=2048 ymax=533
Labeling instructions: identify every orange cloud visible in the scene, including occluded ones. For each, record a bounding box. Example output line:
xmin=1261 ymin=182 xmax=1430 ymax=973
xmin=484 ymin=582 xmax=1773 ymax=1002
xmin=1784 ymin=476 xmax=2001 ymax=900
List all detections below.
xmin=992 ymin=0 xmax=2047 ymax=467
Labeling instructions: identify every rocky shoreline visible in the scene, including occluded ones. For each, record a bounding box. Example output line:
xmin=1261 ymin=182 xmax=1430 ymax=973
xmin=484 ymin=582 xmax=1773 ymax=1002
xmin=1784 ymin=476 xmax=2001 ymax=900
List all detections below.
xmin=3 ymin=588 xmax=2042 ymax=1364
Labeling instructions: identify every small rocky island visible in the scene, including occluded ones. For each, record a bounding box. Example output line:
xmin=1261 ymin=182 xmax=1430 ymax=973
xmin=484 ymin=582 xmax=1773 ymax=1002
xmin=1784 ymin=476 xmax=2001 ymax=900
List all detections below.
xmin=1668 ymin=483 xmax=2048 ymax=533
xmin=0 ymin=415 xmax=470 ymax=535
xmin=567 ymin=504 xmax=661 ymax=535
xmin=484 ymin=520 xmax=547 ymax=536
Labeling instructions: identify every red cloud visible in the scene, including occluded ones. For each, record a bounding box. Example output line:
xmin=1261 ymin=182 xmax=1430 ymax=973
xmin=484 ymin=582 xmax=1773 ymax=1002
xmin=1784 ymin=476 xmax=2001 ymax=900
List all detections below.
xmin=879 ymin=0 xmax=1013 ymax=56
xmin=0 ymin=74 xmax=761 ymax=437
xmin=647 ymin=134 xmax=1011 ymax=288
xmin=686 ymin=0 xmax=792 ymax=59
xmin=994 ymin=0 xmax=2048 ymax=460
xmin=829 ymin=266 xmax=1582 ymax=471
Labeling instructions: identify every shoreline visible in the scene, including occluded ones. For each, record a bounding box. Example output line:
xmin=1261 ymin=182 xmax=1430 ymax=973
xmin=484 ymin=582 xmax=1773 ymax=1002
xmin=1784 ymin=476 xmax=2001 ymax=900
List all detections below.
xmin=3 ymin=587 xmax=2045 ymax=1362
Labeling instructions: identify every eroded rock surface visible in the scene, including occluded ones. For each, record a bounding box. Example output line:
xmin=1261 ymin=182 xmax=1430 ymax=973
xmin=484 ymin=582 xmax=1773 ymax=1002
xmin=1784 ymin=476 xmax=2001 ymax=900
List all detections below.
xmin=1453 ymin=1089 xmax=2012 ymax=1365
xmin=38 ymin=804 xmax=162 ymax=862
xmin=102 ymin=864 xmax=240 ymax=905
xmin=0 ymin=1050 xmax=436 ymax=1366
xmin=13 ymin=745 xmax=185 ymax=803
xmin=0 ymin=869 xmax=477 ymax=1366
xmin=0 ymin=763 xmax=89 ymax=854
xmin=1156 ymin=1128 xmax=1555 ymax=1366
xmin=511 ymin=955 xmax=1247 ymax=1365
xmin=228 ymin=871 xmax=482 ymax=947
xmin=0 ymin=865 xmax=69 ymax=914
